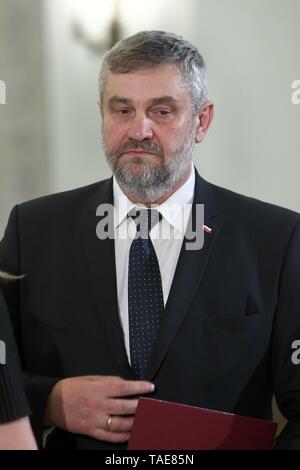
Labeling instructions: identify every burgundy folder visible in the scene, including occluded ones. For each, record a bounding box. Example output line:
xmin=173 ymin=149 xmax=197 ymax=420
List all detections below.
xmin=128 ymin=397 xmax=277 ymax=450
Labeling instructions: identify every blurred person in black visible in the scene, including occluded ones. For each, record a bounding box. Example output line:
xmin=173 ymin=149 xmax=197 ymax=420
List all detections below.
xmin=0 ymin=271 xmax=37 ymax=449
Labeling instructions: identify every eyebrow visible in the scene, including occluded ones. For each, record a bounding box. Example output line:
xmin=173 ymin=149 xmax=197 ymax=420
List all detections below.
xmin=108 ymin=96 xmax=133 ymax=106
xmin=108 ymin=95 xmax=180 ymax=107
xmin=147 ymin=96 xmax=179 ymax=107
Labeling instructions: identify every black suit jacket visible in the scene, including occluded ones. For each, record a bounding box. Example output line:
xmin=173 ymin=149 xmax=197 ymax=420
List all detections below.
xmin=0 ymin=171 xmax=300 ymax=449
xmin=0 ymin=290 xmax=30 ymax=423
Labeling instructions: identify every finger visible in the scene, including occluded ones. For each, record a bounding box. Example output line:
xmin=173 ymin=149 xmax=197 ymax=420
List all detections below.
xmin=105 ymin=398 xmax=139 ymax=416
xmin=107 ymin=379 xmax=155 ymax=398
xmin=105 ymin=416 xmax=134 ymax=433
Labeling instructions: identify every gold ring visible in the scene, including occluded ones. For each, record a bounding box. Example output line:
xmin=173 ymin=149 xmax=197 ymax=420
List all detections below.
xmin=107 ymin=416 xmax=113 ymax=430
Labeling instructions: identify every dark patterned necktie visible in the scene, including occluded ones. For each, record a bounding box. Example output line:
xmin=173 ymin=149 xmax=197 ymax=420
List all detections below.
xmin=128 ymin=209 xmax=164 ymax=379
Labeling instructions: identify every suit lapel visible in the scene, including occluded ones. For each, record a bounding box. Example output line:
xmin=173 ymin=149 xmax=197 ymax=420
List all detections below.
xmin=82 ymin=178 xmax=132 ymax=377
xmin=147 ymin=172 xmax=222 ymax=379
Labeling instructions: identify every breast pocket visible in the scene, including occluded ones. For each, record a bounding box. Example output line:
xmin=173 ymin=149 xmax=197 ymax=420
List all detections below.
xmin=201 ymin=313 xmax=272 ymax=411
xmin=205 ymin=313 xmax=264 ymax=333
xmin=203 ymin=314 xmax=268 ymax=385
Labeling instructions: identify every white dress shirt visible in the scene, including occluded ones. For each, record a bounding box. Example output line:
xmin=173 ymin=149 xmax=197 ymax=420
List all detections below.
xmin=113 ymin=165 xmax=195 ymax=362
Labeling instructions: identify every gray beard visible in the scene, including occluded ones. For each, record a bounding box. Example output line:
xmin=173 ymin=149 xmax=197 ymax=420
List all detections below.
xmin=103 ymin=130 xmax=196 ymax=204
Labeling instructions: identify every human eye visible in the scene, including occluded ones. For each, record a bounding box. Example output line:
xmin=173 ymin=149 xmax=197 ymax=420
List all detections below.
xmin=159 ymin=109 xmax=172 ymax=116
xmin=109 ymin=103 xmax=133 ymax=117
xmin=151 ymin=107 xmax=174 ymax=118
xmin=116 ymin=107 xmax=131 ymax=115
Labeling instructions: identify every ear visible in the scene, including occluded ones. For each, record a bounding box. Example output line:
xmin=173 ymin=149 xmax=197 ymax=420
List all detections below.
xmin=195 ymin=101 xmax=214 ymax=143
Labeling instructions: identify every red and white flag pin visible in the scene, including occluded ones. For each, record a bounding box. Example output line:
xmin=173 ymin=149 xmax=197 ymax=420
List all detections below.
xmin=202 ymin=225 xmax=212 ymax=234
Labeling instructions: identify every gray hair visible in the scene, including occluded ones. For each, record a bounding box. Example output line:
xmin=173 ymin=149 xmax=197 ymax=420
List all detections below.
xmin=99 ymin=30 xmax=208 ymax=115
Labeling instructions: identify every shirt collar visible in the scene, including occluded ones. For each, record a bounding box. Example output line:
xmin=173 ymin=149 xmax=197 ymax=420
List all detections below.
xmin=113 ymin=165 xmax=195 ymax=234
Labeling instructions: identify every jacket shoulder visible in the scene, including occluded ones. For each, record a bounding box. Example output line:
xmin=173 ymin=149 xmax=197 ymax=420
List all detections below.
xmin=17 ymin=178 xmax=112 ymax=218
xmin=211 ymin=183 xmax=300 ymax=226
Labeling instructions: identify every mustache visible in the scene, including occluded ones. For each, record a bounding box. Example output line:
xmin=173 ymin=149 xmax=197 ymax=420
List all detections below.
xmin=112 ymin=140 xmax=164 ymax=159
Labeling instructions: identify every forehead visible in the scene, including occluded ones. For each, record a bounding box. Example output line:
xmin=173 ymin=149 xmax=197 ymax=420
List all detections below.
xmin=103 ymin=64 xmax=191 ymax=105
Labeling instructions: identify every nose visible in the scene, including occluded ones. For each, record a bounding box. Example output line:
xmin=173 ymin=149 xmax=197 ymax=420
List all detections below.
xmin=127 ymin=113 xmax=154 ymax=141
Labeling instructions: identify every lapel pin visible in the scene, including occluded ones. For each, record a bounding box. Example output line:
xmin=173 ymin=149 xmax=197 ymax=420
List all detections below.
xmin=202 ymin=225 xmax=212 ymax=234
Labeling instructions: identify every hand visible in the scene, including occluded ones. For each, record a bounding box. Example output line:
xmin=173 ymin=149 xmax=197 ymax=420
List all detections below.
xmin=44 ymin=375 xmax=154 ymax=443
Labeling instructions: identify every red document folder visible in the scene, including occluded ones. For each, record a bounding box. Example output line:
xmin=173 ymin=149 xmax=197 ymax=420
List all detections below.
xmin=128 ymin=397 xmax=278 ymax=450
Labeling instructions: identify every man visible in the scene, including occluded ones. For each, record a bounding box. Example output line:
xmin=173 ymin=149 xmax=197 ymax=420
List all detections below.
xmin=0 ymin=30 xmax=300 ymax=450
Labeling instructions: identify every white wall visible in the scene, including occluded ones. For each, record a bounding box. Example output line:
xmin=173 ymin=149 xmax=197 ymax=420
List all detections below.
xmin=0 ymin=0 xmax=50 ymax=237
xmin=44 ymin=0 xmax=300 ymax=210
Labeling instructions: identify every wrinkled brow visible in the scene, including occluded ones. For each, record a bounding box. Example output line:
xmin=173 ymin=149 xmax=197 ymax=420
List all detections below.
xmin=108 ymin=96 xmax=133 ymax=106
xmin=108 ymin=95 xmax=180 ymax=107
xmin=147 ymin=96 xmax=180 ymax=107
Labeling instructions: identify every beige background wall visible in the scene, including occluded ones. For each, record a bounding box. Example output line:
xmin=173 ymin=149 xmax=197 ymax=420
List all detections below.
xmin=42 ymin=0 xmax=300 ymax=212
xmin=1 ymin=0 xmax=299 ymax=433
xmin=0 ymin=0 xmax=50 ymax=236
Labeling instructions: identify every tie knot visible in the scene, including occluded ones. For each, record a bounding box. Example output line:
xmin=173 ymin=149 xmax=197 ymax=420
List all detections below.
xmin=128 ymin=208 xmax=161 ymax=238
